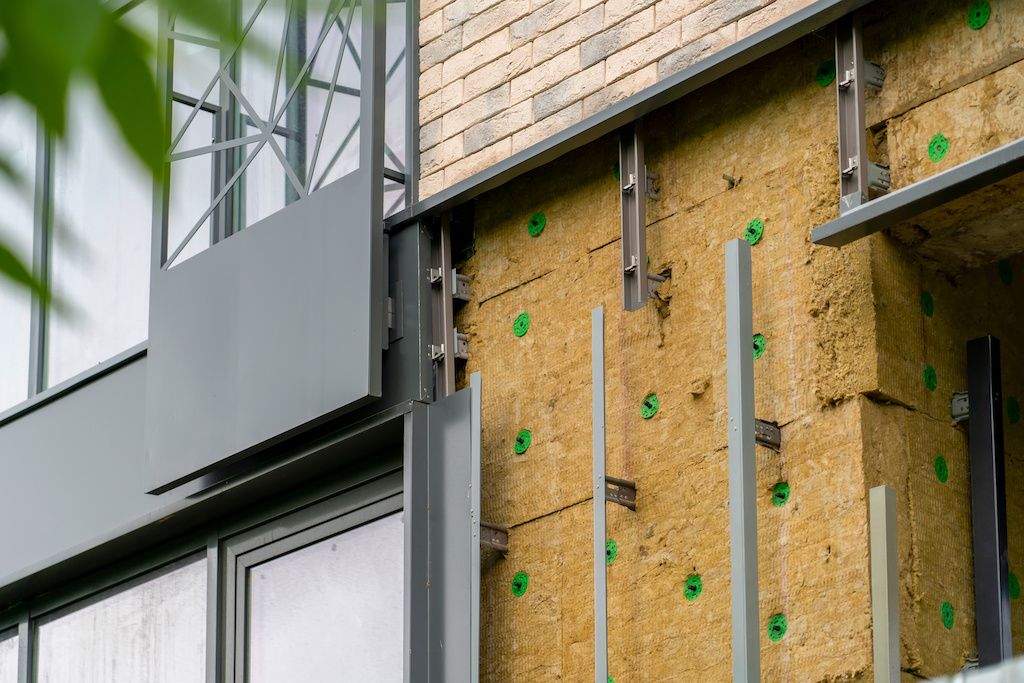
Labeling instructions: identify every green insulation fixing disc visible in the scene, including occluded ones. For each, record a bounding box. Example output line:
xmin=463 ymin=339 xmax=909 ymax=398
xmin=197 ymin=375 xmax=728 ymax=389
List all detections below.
xmin=511 ymin=571 xmax=529 ymax=597
xmin=767 ymin=613 xmax=788 ymax=642
xmin=772 ymin=482 xmax=791 ymax=507
xmin=998 ymin=259 xmax=1013 ymax=285
xmin=527 ymin=211 xmax=546 ymax=237
xmin=514 ymin=429 xmax=532 ymax=455
xmin=1010 ymin=572 xmax=1020 ymax=600
xmin=967 ymin=0 xmax=991 ymax=29
xmin=928 ymin=134 xmax=950 ymax=163
xmin=920 ymin=291 xmax=934 ymax=317
xmin=641 ymin=393 xmax=660 ymax=419
xmin=934 ymin=455 xmax=949 ymax=483
xmin=1007 ymin=397 xmax=1020 ymax=425
xmin=923 ymin=365 xmax=938 ymax=392
xmin=605 ymin=539 xmax=618 ymax=566
xmin=941 ymin=601 xmax=955 ymax=629
xmin=815 ymin=59 xmax=836 ymax=87
xmin=752 ymin=333 xmax=766 ymax=360
xmin=513 ymin=312 xmax=531 ymax=337
xmin=684 ymin=574 xmax=703 ymax=602
xmin=744 ymin=218 xmax=765 ymax=246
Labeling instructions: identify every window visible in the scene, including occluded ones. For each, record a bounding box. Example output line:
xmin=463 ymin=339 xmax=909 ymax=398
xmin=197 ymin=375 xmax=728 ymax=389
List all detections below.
xmin=34 ymin=555 xmax=206 ymax=683
xmin=0 ymin=630 xmax=16 ymax=683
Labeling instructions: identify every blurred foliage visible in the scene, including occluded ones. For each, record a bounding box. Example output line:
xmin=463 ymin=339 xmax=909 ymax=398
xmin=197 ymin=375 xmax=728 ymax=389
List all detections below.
xmin=0 ymin=0 xmax=233 ymax=300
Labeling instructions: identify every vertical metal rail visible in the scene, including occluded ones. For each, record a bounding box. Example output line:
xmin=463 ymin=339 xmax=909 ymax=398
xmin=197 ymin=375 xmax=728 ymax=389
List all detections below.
xmin=592 ymin=306 xmax=608 ymax=683
xmin=869 ymin=485 xmax=899 ymax=683
xmin=16 ymin=611 xmax=32 ymax=683
xmin=470 ymin=371 xmax=482 ymax=683
xmin=620 ymin=124 xmax=647 ymax=311
xmin=725 ymin=239 xmax=759 ymax=683
xmin=967 ymin=336 xmax=1012 ymax=666
xmin=430 ymin=214 xmax=457 ymax=398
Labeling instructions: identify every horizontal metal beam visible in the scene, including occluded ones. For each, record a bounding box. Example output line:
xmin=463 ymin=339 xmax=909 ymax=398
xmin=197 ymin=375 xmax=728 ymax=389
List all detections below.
xmin=812 ymin=136 xmax=1024 ymax=246
xmin=386 ymin=0 xmax=873 ymax=232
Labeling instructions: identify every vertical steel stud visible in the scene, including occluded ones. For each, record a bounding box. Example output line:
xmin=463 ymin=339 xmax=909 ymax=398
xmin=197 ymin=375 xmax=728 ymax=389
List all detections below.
xmin=870 ymin=485 xmax=899 ymax=683
xmin=592 ymin=306 xmax=608 ymax=683
xmin=620 ymin=123 xmax=647 ymax=311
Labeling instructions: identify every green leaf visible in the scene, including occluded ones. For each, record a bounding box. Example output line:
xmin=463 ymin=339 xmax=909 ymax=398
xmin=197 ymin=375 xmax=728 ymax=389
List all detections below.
xmin=0 ymin=238 xmax=49 ymax=304
xmin=90 ymin=18 xmax=165 ymax=178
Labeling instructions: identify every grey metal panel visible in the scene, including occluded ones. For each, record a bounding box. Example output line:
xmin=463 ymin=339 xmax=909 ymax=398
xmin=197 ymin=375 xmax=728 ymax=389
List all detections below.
xmin=146 ymin=172 xmax=384 ymax=493
xmin=405 ymin=406 xmax=429 ymax=683
xmin=386 ymin=0 xmax=873 ymax=231
xmin=812 ymin=136 xmax=1024 ymax=246
xmin=869 ymin=486 xmax=899 ymax=683
xmin=469 ymin=372 xmax=481 ymax=682
xmin=592 ymin=307 xmax=608 ymax=683
xmin=725 ymin=239 xmax=759 ymax=682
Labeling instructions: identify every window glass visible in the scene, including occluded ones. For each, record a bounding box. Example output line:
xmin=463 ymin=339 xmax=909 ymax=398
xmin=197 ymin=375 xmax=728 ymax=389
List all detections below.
xmin=247 ymin=512 xmax=404 ymax=682
xmin=35 ymin=556 xmax=206 ymax=683
xmin=0 ymin=630 xmax=17 ymax=683
xmin=45 ymin=3 xmax=156 ymax=386
xmin=0 ymin=99 xmax=35 ymax=409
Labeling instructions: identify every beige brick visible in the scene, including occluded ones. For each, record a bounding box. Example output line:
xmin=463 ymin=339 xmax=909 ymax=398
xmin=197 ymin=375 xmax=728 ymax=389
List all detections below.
xmin=533 ymin=61 xmax=605 ymax=120
xmin=510 ymin=48 xmax=581 ymax=104
xmin=605 ymin=20 xmax=680 ymax=82
xmin=419 ymin=9 xmax=443 ymax=45
xmin=581 ymin=0 xmax=602 ymax=7
xmin=464 ymin=99 xmax=533 ymax=155
xmin=419 ymin=117 xmax=442 ymax=151
xmin=442 ymin=29 xmax=512 ymax=85
xmin=510 ymin=0 xmax=579 ymax=48
xmin=511 ymin=101 xmax=583 ymax=152
xmin=442 ymin=84 xmax=510 ymax=138
xmin=418 ymin=169 xmax=444 ymax=200
xmin=420 ymin=63 xmax=443 ymax=97
xmin=582 ymin=63 xmax=658 ymax=116
xmin=679 ymin=0 xmax=766 ymax=42
xmin=737 ymin=0 xmax=813 ymax=39
xmin=443 ymin=0 xmax=503 ymax=31
xmin=654 ymin=0 xmax=712 ymax=30
xmin=419 ymin=78 xmax=463 ymax=125
xmin=463 ymin=0 xmax=531 ymax=47
xmin=420 ymin=134 xmax=465 ymax=175
xmin=464 ymin=44 xmax=533 ymax=101
xmin=658 ymin=22 xmax=734 ymax=79
xmin=605 ymin=0 xmax=658 ymax=26
xmin=533 ymin=5 xmax=603 ymax=64
xmin=580 ymin=8 xmax=655 ymax=68
xmin=420 ymin=0 xmax=449 ymax=19
xmin=444 ymin=137 xmax=512 ymax=186
xmin=420 ymin=26 xmax=462 ymax=72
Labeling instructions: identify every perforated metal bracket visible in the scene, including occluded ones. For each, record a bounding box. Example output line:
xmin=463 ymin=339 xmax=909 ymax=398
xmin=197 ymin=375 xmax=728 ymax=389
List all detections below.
xmin=754 ymin=419 xmax=781 ymax=451
xmin=480 ymin=521 xmax=509 ymax=553
xmin=952 ymin=391 xmax=970 ymax=424
xmin=429 ymin=215 xmax=472 ymax=396
xmin=620 ymin=121 xmax=666 ymax=311
xmin=605 ymin=475 xmax=637 ymax=511
xmin=836 ymin=13 xmax=890 ymax=214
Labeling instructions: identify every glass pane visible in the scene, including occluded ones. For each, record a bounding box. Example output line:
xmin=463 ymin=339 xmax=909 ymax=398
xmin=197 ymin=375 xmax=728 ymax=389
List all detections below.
xmin=0 ymin=630 xmax=17 ymax=683
xmin=0 ymin=99 xmax=35 ymax=410
xmin=167 ymin=102 xmax=214 ymax=266
xmin=247 ymin=512 xmax=404 ymax=682
xmin=35 ymin=556 xmax=206 ymax=683
xmin=384 ymin=1 xmax=406 ymax=175
xmin=47 ymin=84 xmax=152 ymax=386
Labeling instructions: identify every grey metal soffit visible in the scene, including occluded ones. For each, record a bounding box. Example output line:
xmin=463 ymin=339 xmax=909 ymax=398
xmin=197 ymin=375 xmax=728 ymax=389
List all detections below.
xmin=385 ymin=0 xmax=873 ymax=230
xmin=812 ymin=136 xmax=1024 ymax=246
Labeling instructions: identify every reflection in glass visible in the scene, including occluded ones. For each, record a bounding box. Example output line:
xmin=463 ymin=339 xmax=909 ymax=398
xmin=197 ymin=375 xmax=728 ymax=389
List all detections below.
xmin=0 ymin=100 xmax=35 ymax=409
xmin=0 ymin=630 xmax=17 ymax=683
xmin=35 ymin=556 xmax=206 ymax=683
xmin=248 ymin=512 xmax=404 ymax=682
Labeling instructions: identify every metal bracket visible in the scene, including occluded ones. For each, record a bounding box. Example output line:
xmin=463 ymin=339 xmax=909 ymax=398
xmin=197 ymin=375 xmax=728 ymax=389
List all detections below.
xmin=480 ymin=521 xmax=509 ymax=553
xmin=605 ymin=475 xmax=637 ymax=511
xmin=429 ymin=215 xmax=472 ymax=396
xmin=836 ymin=13 xmax=890 ymax=214
xmin=754 ymin=419 xmax=781 ymax=451
xmin=620 ymin=121 xmax=665 ymax=311
xmin=951 ymin=390 xmax=970 ymax=424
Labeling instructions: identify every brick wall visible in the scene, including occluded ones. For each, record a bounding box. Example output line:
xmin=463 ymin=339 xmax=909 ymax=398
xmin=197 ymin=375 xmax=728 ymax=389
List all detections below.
xmin=417 ymin=0 xmax=815 ymax=197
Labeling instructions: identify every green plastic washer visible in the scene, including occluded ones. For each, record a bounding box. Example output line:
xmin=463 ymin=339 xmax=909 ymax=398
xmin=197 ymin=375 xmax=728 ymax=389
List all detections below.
xmin=1010 ymin=572 xmax=1020 ymax=600
xmin=513 ymin=312 xmax=531 ymax=337
xmin=612 ymin=162 xmax=620 ymax=182
xmin=1007 ymin=397 xmax=1021 ymax=425
xmin=928 ymin=134 xmax=950 ymax=163
xmin=967 ymin=0 xmax=991 ymax=29
xmin=772 ymin=482 xmax=791 ymax=507
xmin=744 ymin=218 xmax=765 ymax=246
xmin=606 ymin=539 xmax=618 ymax=566
xmin=527 ymin=211 xmax=546 ymax=237
xmin=920 ymin=291 xmax=934 ymax=317
xmin=752 ymin=333 xmax=767 ymax=360
xmin=511 ymin=571 xmax=529 ymax=597
xmin=923 ymin=365 xmax=938 ymax=392
xmin=815 ymin=59 xmax=836 ymax=87
xmin=641 ymin=393 xmax=660 ymax=419
xmin=684 ymin=574 xmax=703 ymax=602
xmin=514 ymin=429 xmax=532 ymax=455
xmin=941 ymin=601 xmax=955 ymax=630
xmin=767 ymin=613 xmax=788 ymax=642
xmin=998 ymin=259 xmax=1013 ymax=285
xmin=934 ymin=455 xmax=949 ymax=484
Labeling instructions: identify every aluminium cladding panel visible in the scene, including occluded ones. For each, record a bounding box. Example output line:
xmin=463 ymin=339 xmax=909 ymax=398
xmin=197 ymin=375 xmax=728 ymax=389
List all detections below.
xmin=146 ymin=173 xmax=384 ymax=493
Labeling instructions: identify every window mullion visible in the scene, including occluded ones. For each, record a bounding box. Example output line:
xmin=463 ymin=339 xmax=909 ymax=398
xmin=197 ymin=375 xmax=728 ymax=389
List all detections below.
xmin=27 ymin=126 xmax=52 ymax=396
